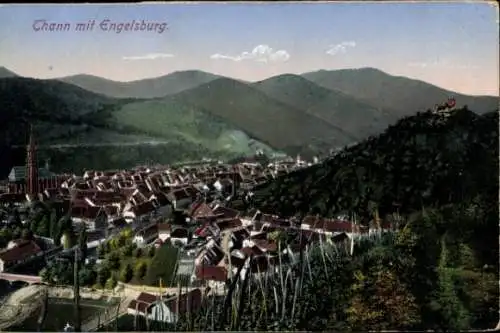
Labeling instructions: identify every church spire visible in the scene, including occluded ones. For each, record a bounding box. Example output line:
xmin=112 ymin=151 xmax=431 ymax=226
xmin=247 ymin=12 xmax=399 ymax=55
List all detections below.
xmin=26 ymin=125 xmax=38 ymax=196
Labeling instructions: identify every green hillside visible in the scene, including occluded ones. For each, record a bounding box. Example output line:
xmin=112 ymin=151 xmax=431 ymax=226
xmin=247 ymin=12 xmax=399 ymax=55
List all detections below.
xmin=111 ymin=97 xmax=277 ymax=156
xmin=0 ymin=77 xmax=119 ymax=146
xmin=171 ymin=77 xmax=354 ymax=157
xmin=302 ymin=67 xmax=498 ymax=117
xmin=58 ymin=70 xmax=220 ymax=98
xmin=254 ymin=74 xmax=396 ymax=139
xmin=252 ymin=107 xmax=498 ymax=233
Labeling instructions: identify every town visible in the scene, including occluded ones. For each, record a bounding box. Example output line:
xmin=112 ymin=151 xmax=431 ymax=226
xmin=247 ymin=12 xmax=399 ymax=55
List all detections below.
xmin=0 ymin=129 xmax=392 ymax=330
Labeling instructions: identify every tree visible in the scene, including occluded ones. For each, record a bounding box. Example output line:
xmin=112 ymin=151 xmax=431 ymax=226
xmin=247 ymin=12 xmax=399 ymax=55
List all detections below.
xmin=21 ymin=228 xmax=34 ymax=241
xmin=97 ymin=265 xmax=111 ymax=287
xmin=35 ymin=215 xmax=50 ymax=237
xmin=121 ymin=243 xmax=135 ymax=258
xmin=97 ymin=242 xmax=109 ymax=259
xmin=61 ymin=231 xmax=75 ymax=249
xmin=107 ymin=251 xmax=121 ymax=271
xmin=12 ymin=226 xmax=22 ymax=240
xmin=119 ymin=263 xmax=134 ymax=283
xmin=133 ymin=247 xmax=143 ymax=258
xmin=144 ymin=244 xmax=178 ymax=286
xmin=346 ymin=266 xmax=420 ymax=330
xmin=39 ymin=267 xmax=52 ymax=284
xmin=430 ymin=235 xmax=470 ymax=331
xmin=78 ymin=228 xmax=88 ymax=261
xmin=49 ymin=208 xmax=58 ymax=239
xmin=79 ymin=267 xmax=97 ymax=287
xmin=105 ymin=275 xmax=117 ymax=290
xmin=134 ymin=261 xmax=148 ymax=281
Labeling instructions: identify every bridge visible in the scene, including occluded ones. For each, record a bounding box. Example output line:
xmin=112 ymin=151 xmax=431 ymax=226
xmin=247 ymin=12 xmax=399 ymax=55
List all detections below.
xmin=0 ymin=272 xmax=42 ymax=284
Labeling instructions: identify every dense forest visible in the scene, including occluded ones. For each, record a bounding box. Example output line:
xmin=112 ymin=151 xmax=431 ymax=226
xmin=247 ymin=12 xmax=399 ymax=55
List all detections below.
xmin=99 ymin=107 xmax=499 ymax=331
xmin=172 ymin=107 xmax=498 ymax=331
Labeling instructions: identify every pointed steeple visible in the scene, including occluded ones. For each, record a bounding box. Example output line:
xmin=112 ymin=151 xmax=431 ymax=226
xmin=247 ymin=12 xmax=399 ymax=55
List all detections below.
xmin=26 ymin=125 xmax=38 ymax=195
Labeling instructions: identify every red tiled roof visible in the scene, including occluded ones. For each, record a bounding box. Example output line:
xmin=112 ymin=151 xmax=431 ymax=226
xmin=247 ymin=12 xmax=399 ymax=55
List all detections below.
xmin=213 ymin=206 xmax=239 ymax=219
xmin=131 ymin=201 xmax=156 ymax=216
xmin=165 ymin=289 xmax=203 ymax=314
xmin=215 ymin=218 xmax=242 ymax=231
xmin=158 ymin=223 xmax=172 ymax=232
xmin=0 ymin=240 xmax=42 ymax=263
xmin=190 ymin=202 xmax=215 ymax=218
xmin=70 ymin=205 xmax=102 ymax=220
xmin=253 ymin=239 xmax=278 ymax=252
xmin=128 ymin=292 xmax=158 ymax=313
xmin=240 ymin=246 xmax=263 ymax=257
xmin=195 ymin=265 xmax=227 ymax=282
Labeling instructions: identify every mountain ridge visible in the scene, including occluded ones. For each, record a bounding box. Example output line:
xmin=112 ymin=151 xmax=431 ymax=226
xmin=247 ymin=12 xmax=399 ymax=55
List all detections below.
xmin=170 ymin=77 xmax=356 ymax=153
xmin=253 ymin=73 xmax=397 ymax=139
xmin=58 ymin=70 xmax=221 ymax=98
xmin=0 ymin=66 xmax=19 ymax=78
xmin=301 ymin=67 xmax=498 ymax=117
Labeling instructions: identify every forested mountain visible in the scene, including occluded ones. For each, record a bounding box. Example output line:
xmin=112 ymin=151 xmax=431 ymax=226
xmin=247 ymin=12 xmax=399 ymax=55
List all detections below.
xmin=171 ymin=77 xmax=354 ymax=157
xmin=254 ymin=107 xmax=498 ymax=220
xmin=0 ymin=77 xmax=118 ymax=146
xmin=58 ymin=70 xmax=221 ymax=98
xmin=0 ymin=76 xmax=274 ymax=177
xmin=0 ymin=66 xmax=18 ymax=78
xmin=254 ymin=74 xmax=396 ymax=139
xmin=302 ymin=67 xmax=498 ymax=117
xmin=1 ymin=66 xmax=497 ymax=178
xmin=178 ymin=107 xmax=498 ymax=332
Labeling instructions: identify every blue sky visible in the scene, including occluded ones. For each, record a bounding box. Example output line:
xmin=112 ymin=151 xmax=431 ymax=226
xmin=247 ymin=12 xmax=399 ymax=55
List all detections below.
xmin=0 ymin=2 xmax=498 ymax=95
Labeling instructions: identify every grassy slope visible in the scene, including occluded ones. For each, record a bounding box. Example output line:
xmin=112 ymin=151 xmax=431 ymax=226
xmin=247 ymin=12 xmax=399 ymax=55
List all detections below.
xmin=253 ymin=74 xmax=396 ymax=140
xmin=58 ymin=70 xmax=221 ymax=98
xmin=171 ymin=77 xmax=354 ymax=157
xmin=302 ymin=67 xmax=499 ymax=117
xmin=111 ymin=97 xmax=276 ymax=156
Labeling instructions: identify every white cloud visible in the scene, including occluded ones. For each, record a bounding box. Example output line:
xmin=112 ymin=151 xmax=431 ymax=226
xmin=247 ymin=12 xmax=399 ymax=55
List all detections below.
xmin=326 ymin=41 xmax=356 ymax=56
xmin=122 ymin=53 xmax=174 ymax=61
xmin=210 ymin=45 xmax=290 ymax=63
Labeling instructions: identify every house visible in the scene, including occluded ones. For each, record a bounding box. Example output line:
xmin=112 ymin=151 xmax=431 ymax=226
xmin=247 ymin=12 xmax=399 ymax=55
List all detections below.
xmin=70 ymin=204 xmax=107 ymax=231
xmin=149 ymin=289 xmax=203 ymax=323
xmin=127 ymin=292 xmax=159 ymax=317
xmin=193 ymin=265 xmax=227 ymax=291
xmin=167 ymin=188 xmax=195 ymax=211
xmin=170 ymin=227 xmax=189 ymax=247
xmin=212 ymin=205 xmax=239 ymax=220
xmin=214 ymin=218 xmax=243 ymax=233
xmin=188 ymin=201 xmax=216 ymax=221
xmin=175 ymin=251 xmax=197 ymax=281
xmin=0 ymin=239 xmax=43 ymax=272
xmin=158 ymin=223 xmax=172 ymax=242
xmin=134 ymin=224 xmax=159 ymax=247
xmin=122 ymin=200 xmax=157 ymax=226
xmin=150 ymin=192 xmax=172 ymax=217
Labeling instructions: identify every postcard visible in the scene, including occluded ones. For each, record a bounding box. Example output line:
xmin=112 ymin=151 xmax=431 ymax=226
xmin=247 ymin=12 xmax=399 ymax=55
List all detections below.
xmin=0 ymin=2 xmax=498 ymax=332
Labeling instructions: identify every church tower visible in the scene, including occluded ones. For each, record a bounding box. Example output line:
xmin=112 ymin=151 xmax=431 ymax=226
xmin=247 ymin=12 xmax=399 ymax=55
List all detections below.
xmin=26 ymin=125 xmax=38 ymax=195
